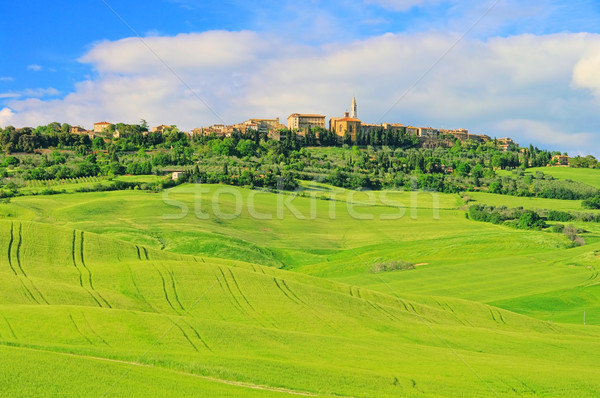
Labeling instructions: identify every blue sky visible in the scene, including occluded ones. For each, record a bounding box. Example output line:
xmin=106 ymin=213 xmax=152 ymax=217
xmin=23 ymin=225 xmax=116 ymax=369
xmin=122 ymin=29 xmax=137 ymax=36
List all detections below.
xmin=2 ymin=0 xmax=600 ymax=155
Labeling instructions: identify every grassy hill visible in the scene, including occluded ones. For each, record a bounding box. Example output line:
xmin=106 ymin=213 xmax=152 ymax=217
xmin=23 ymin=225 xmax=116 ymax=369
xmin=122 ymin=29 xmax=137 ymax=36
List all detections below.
xmin=1 ymin=186 xmax=600 ymax=396
xmin=527 ymin=167 xmax=600 ymax=189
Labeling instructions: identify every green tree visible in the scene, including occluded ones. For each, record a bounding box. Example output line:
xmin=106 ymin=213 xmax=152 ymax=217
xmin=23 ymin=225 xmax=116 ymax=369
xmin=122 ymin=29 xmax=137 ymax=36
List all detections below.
xmin=518 ymin=210 xmax=545 ymax=230
xmin=456 ymin=162 xmax=471 ymax=177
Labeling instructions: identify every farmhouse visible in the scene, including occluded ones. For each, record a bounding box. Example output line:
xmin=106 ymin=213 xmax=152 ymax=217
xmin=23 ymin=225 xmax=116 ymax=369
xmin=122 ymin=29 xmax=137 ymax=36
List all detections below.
xmin=497 ymin=137 xmax=517 ymax=151
xmin=93 ymin=121 xmax=112 ymax=133
xmin=552 ymin=155 xmax=570 ymax=166
xmin=152 ymin=125 xmax=171 ymax=133
xmin=171 ymin=171 xmax=185 ymax=180
xmin=70 ymin=126 xmax=95 ymax=139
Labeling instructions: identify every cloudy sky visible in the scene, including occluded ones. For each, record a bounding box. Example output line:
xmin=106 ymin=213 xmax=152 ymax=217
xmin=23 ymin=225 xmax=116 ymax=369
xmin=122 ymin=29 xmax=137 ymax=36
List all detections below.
xmin=1 ymin=0 xmax=600 ymax=156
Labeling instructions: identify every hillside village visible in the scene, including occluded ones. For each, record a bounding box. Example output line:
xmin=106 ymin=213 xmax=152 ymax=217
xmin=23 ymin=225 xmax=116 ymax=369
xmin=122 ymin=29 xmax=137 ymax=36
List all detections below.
xmin=70 ymin=97 xmax=549 ymax=161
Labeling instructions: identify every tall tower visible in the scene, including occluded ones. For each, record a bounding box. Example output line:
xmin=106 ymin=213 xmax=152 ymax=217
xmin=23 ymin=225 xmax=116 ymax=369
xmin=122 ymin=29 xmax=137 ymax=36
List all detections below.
xmin=350 ymin=97 xmax=357 ymax=119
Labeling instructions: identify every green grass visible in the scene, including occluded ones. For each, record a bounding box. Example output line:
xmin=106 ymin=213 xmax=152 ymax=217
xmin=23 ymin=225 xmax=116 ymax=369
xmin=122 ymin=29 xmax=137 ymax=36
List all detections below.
xmin=114 ymin=174 xmax=168 ymax=184
xmin=528 ymin=167 xmax=600 ymax=188
xmin=2 ymin=185 xmax=600 ymax=396
xmin=14 ymin=174 xmax=168 ymax=195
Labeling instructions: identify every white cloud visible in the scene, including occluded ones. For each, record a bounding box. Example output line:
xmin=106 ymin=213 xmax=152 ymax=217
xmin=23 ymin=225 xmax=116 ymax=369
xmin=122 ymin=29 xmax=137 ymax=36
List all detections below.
xmin=27 ymin=64 xmax=43 ymax=72
xmin=0 ymin=108 xmax=15 ymax=126
xmin=0 ymin=93 xmax=20 ymax=99
xmin=3 ymin=30 xmax=600 ymax=156
xmin=572 ymin=48 xmax=600 ymax=99
xmin=0 ymin=87 xmax=60 ymax=100
xmin=495 ymin=119 xmax=594 ymax=149
xmin=79 ymin=31 xmax=274 ymax=75
xmin=0 ymin=76 xmax=14 ymax=82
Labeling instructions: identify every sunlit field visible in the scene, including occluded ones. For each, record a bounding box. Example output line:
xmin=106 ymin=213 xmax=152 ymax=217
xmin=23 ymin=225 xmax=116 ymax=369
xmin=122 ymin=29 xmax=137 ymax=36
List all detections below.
xmin=1 ymin=182 xmax=600 ymax=396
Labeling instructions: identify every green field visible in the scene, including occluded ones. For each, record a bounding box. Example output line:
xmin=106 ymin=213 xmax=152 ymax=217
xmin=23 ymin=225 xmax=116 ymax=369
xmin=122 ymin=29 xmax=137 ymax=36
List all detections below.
xmin=14 ymin=174 xmax=169 ymax=195
xmin=527 ymin=167 xmax=600 ymax=188
xmin=1 ymin=184 xmax=600 ymax=396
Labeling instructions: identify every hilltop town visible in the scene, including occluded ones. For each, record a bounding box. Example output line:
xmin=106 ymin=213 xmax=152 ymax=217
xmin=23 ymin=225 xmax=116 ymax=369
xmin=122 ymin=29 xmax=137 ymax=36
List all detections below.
xmin=75 ymin=97 xmax=525 ymax=156
xmin=2 ymin=96 xmax=594 ymax=201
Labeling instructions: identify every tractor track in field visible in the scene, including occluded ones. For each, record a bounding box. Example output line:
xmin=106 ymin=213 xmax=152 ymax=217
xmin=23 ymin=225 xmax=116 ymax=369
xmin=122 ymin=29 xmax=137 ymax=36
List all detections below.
xmin=496 ymin=309 xmax=506 ymax=324
xmin=167 ymin=269 xmax=185 ymax=312
xmin=80 ymin=232 xmax=111 ymax=308
xmin=395 ymin=298 xmax=410 ymax=312
xmin=373 ymin=302 xmax=404 ymax=322
xmin=488 ymin=308 xmax=506 ymax=324
xmin=79 ymin=232 xmax=93 ymax=289
xmin=273 ymin=278 xmax=298 ymax=305
xmin=489 ymin=309 xmax=497 ymax=322
xmin=71 ymin=231 xmax=109 ymax=309
xmin=151 ymin=263 xmax=179 ymax=314
xmin=6 ymin=222 xmax=49 ymax=305
xmin=280 ymin=280 xmax=307 ymax=306
xmin=217 ymin=267 xmax=248 ymax=315
xmin=71 ymin=231 xmax=84 ymax=287
xmin=81 ymin=312 xmax=110 ymax=346
xmin=355 ymin=287 xmax=362 ymax=299
xmin=215 ymin=277 xmax=245 ymax=315
xmin=7 ymin=222 xmax=16 ymax=275
xmin=365 ymin=299 xmax=395 ymax=321
xmin=4 ymin=345 xmax=324 ymax=396
xmin=15 ymin=223 xmax=25 ymax=277
xmin=142 ymin=247 xmax=149 ymax=260
xmin=227 ymin=269 xmax=256 ymax=311
xmin=360 ymin=294 xmax=405 ymax=323
xmin=433 ymin=300 xmax=467 ymax=326
xmin=68 ymin=314 xmax=93 ymax=345
xmin=173 ymin=321 xmax=199 ymax=352
xmin=20 ymin=285 xmax=40 ymax=304
xmin=16 ymin=222 xmax=49 ymax=304
xmin=274 ymin=278 xmax=337 ymax=332
xmin=1 ymin=314 xmax=17 ymax=339
xmin=136 ymin=246 xmax=141 ymax=260
xmin=181 ymin=320 xmax=213 ymax=352
xmin=355 ymin=291 xmax=421 ymax=323
xmin=222 ymin=268 xmax=274 ymax=328
xmin=127 ymin=264 xmax=157 ymax=313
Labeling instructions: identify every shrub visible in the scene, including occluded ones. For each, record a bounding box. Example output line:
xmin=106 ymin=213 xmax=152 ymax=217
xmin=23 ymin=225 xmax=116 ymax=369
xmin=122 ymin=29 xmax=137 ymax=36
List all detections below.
xmin=572 ymin=236 xmax=586 ymax=247
xmin=517 ymin=210 xmax=546 ymax=230
xmin=547 ymin=210 xmax=573 ymax=222
xmin=582 ymin=195 xmax=600 ymax=209
xmin=370 ymin=260 xmax=415 ymax=273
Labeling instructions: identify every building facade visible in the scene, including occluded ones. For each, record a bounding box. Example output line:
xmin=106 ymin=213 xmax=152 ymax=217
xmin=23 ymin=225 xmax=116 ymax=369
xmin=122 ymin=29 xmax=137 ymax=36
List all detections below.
xmin=287 ymin=114 xmax=326 ymax=130
xmin=70 ymin=126 xmax=95 ymax=139
xmin=406 ymin=126 xmax=419 ymax=136
xmin=247 ymin=118 xmax=284 ymax=131
xmin=93 ymin=121 xmax=112 ymax=134
xmin=152 ymin=125 xmax=170 ymax=133
xmin=330 ymin=112 xmax=361 ymax=141
xmin=551 ymin=155 xmax=569 ymax=166
xmin=418 ymin=127 xmax=439 ymax=138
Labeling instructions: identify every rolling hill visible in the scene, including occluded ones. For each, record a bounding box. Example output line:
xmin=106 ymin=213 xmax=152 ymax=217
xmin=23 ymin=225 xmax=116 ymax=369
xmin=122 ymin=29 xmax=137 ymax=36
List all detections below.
xmin=1 ymin=183 xmax=600 ymax=396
